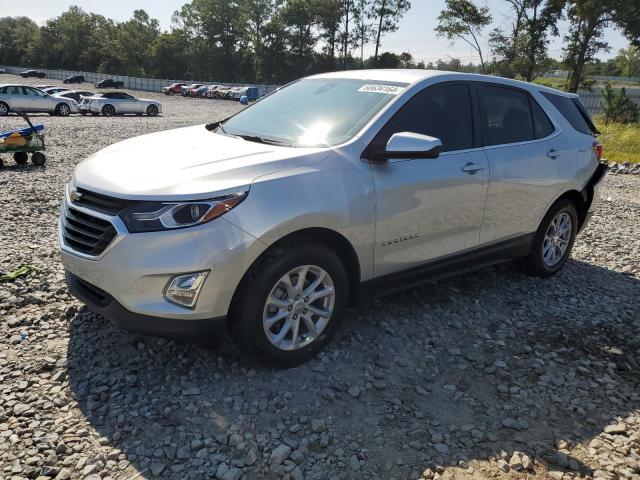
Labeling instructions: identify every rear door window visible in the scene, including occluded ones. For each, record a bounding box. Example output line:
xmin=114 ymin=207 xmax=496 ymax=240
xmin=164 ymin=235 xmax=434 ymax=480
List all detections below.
xmin=542 ymin=92 xmax=593 ymax=135
xmin=478 ymin=85 xmax=534 ymax=146
xmin=373 ymin=83 xmax=475 ymax=154
xmin=530 ymin=98 xmax=555 ymax=139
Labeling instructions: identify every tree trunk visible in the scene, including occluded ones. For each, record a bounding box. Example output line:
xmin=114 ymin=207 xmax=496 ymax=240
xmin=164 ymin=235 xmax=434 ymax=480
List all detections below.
xmin=525 ymin=1 xmax=538 ymax=82
xmin=374 ymin=0 xmax=386 ymax=65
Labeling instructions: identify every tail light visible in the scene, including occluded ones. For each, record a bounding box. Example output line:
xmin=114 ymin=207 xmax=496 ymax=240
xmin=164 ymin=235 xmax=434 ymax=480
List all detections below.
xmin=593 ymin=141 xmax=603 ymax=161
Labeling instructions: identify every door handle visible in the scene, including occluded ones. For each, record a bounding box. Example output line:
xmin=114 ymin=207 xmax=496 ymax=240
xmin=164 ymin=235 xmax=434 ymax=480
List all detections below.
xmin=461 ymin=162 xmax=485 ymax=175
xmin=547 ymin=149 xmax=564 ymax=159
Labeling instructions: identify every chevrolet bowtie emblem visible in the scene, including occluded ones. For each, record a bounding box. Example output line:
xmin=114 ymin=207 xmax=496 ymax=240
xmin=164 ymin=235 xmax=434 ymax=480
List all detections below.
xmin=69 ymin=189 xmax=83 ymax=202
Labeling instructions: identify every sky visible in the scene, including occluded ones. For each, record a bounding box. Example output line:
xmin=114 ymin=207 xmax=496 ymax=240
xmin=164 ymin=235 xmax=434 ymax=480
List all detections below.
xmin=0 ymin=0 xmax=631 ymax=64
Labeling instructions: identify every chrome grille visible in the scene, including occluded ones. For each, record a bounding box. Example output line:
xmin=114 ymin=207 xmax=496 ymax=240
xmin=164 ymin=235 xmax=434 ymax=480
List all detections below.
xmin=61 ymin=204 xmax=117 ymax=256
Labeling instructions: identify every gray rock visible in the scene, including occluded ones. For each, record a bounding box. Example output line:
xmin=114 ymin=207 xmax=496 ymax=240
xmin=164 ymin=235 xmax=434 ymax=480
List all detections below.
xmin=269 ymin=444 xmax=291 ymax=465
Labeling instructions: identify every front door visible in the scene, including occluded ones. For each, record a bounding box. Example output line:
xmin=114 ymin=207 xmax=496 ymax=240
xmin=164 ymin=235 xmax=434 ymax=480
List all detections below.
xmin=369 ymin=82 xmax=489 ymax=277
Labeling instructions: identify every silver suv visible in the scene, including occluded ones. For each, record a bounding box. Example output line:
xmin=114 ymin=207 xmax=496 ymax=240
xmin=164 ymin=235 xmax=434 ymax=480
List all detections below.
xmin=59 ymin=70 xmax=607 ymax=366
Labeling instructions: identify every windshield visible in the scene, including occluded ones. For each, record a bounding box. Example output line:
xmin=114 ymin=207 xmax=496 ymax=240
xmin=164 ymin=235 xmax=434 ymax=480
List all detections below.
xmin=221 ymin=78 xmax=407 ymax=147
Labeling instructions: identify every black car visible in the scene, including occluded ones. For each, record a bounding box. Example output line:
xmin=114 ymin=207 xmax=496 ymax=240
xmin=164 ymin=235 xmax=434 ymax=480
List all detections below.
xmin=63 ymin=75 xmax=85 ymax=84
xmin=95 ymin=79 xmax=124 ymax=88
xmin=55 ymin=90 xmax=94 ymax=102
xmin=21 ymin=70 xmax=46 ymax=79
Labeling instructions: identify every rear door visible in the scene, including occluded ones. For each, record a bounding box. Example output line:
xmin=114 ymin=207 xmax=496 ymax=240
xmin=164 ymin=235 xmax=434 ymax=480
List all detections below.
xmin=23 ymin=87 xmax=52 ymax=111
xmin=370 ymin=82 xmax=489 ymax=276
xmin=477 ymin=83 xmax=568 ymax=244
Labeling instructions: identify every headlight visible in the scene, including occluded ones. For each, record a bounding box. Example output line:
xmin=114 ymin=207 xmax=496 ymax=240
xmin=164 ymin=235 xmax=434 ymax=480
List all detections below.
xmin=120 ymin=192 xmax=247 ymax=233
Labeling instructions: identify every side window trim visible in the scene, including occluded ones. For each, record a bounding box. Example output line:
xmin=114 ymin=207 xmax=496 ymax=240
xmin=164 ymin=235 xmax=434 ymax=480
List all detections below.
xmin=475 ymin=81 xmax=559 ymax=149
xmin=363 ymin=80 xmax=477 ymax=160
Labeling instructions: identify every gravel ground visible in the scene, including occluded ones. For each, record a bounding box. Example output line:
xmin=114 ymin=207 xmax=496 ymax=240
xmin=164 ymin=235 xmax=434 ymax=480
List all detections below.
xmin=1 ymin=73 xmax=639 ymax=480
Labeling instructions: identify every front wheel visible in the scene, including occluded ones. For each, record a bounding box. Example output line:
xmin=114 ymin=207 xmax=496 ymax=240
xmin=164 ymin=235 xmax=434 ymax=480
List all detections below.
xmin=229 ymin=239 xmax=348 ymax=368
xmin=101 ymin=104 xmax=115 ymax=116
xmin=56 ymin=103 xmax=71 ymax=117
xmin=0 ymin=102 xmax=9 ymax=116
xmin=521 ymin=199 xmax=578 ymax=277
xmin=146 ymin=104 xmax=159 ymax=116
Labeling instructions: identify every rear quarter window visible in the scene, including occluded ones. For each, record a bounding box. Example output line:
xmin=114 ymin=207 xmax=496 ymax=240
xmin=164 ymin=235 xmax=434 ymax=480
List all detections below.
xmin=542 ymin=92 xmax=593 ymax=135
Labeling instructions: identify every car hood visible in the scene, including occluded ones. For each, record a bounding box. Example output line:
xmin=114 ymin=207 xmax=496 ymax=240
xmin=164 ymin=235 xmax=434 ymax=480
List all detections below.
xmin=73 ymin=125 xmax=329 ymax=200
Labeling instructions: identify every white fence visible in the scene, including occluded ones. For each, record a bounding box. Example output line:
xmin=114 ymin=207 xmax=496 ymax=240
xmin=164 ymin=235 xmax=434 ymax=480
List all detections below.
xmin=579 ymin=89 xmax=640 ymax=116
xmin=0 ymin=65 xmax=280 ymax=96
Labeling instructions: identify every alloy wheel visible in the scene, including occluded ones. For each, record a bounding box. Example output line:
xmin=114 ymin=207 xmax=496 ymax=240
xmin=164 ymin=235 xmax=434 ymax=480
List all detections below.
xmin=542 ymin=212 xmax=572 ymax=267
xmin=0 ymin=103 xmax=8 ymax=116
xmin=58 ymin=104 xmax=70 ymax=116
xmin=262 ymin=265 xmax=335 ymax=351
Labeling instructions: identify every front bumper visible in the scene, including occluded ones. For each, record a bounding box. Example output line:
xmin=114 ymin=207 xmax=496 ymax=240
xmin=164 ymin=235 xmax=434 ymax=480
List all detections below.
xmin=58 ymin=187 xmax=267 ymax=330
xmin=65 ymin=271 xmax=225 ymax=339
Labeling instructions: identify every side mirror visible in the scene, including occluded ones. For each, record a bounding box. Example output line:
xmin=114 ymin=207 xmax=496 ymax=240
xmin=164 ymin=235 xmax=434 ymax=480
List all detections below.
xmin=374 ymin=132 xmax=442 ymax=161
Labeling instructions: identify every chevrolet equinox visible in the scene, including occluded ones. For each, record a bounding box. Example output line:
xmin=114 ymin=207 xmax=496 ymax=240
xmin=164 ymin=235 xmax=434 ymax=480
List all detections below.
xmin=59 ymin=70 xmax=607 ymax=367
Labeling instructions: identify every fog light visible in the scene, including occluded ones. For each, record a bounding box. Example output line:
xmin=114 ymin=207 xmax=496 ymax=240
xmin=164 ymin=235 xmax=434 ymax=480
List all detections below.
xmin=164 ymin=271 xmax=209 ymax=308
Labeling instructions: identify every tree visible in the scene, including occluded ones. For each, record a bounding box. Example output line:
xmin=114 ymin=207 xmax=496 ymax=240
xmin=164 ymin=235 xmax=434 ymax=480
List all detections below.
xmin=242 ymin=0 xmax=278 ymax=81
xmin=0 ymin=17 xmax=39 ymax=66
xmin=148 ymin=31 xmax=190 ymax=78
xmin=615 ymin=46 xmax=640 ymax=78
xmin=563 ymin=0 xmax=614 ymax=92
xmin=435 ymin=0 xmax=492 ymax=74
xmin=602 ymin=82 xmax=639 ymax=123
xmin=316 ymin=0 xmax=343 ymax=69
xmin=370 ymin=0 xmax=411 ymax=65
xmin=280 ymin=0 xmax=318 ymax=77
xmin=116 ymin=10 xmax=160 ymax=76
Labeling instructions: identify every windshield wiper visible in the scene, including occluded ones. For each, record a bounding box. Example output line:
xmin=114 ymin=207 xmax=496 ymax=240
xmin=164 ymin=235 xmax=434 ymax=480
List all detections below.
xmin=236 ymin=134 xmax=289 ymax=146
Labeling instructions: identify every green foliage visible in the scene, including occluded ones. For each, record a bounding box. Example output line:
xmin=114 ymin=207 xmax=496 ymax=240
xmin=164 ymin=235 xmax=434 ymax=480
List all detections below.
xmin=435 ymin=0 xmax=492 ymax=73
xmin=595 ymin=117 xmax=640 ymax=163
xmin=0 ymin=16 xmax=39 ymax=66
xmin=602 ymin=82 xmax=639 ymax=124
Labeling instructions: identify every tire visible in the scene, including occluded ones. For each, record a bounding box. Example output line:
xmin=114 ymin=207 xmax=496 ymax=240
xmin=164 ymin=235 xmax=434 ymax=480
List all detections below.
xmin=521 ymin=198 xmax=578 ymax=278
xmin=229 ymin=238 xmax=349 ymax=368
xmin=55 ymin=103 xmax=71 ymax=117
xmin=0 ymin=102 xmax=9 ymax=116
xmin=14 ymin=152 xmax=28 ymax=165
xmin=31 ymin=152 xmax=45 ymax=166
xmin=169 ymin=91 xmax=175 ymax=96
xmin=0 ymin=157 xmax=4 ymax=169
xmin=146 ymin=104 xmax=159 ymax=116
xmin=101 ymin=104 xmax=115 ymax=116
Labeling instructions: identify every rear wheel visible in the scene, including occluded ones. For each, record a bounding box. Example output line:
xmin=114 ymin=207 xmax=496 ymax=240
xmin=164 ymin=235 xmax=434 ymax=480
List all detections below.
xmin=14 ymin=152 xmax=28 ymax=165
xmin=146 ymin=104 xmax=159 ymax=116
xmin=521 ymin=199 xmax=578 ymax=277
xmin=56 ymin=103 xmax=71 ymax=117
xmin=229 ymin=239 xmax=348 ymax=368
xmin=0 ymin=102 xmax=9 ymax=116
xmin=101 ymin=104 xmax=115 ymax=116
xmin=31 ymin=152 xmax=46 ymax=166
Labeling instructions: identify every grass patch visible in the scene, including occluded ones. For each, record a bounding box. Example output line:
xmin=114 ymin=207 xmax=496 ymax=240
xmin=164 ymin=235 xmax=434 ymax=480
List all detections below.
xmin=594 ymin=118 xmax=640 ymax=164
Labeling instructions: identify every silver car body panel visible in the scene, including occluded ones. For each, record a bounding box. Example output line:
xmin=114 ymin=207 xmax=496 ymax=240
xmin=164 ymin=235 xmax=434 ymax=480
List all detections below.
xmin=0 ymin=84 xmax=78 ymax=113
xmin=59 ymin=69 xmax=601 ymax=323
xmin=84 ymin=95 xmax=162 ymax=115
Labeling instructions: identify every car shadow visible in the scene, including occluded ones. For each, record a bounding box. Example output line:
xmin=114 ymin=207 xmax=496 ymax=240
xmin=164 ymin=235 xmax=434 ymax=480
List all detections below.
xmin=66 ymin=258 xmax=640 ymax=479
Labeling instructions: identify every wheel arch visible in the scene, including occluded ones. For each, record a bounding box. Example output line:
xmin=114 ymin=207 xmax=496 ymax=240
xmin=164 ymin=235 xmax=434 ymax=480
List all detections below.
xmin=229 ymin=227 xmax=362 ymax=321
xmin=557 ymin=189 xmax=589 ymax=230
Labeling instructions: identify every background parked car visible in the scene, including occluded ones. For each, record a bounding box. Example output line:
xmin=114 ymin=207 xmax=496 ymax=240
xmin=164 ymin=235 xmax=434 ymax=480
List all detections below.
xmin=226 ymin=86 xmax=246 ymax=100
xmin=0 ymin=68 xmax=5 ymax=74
xmin=95 ymin=79 xmax=124 ymax=88
xmin=81 ymin=92 xmax=161 ymax=116
xmin=54 ymin=90 xmax=94 ymax=103
xmin=21 ymin=70 xmax=46 ymax=78
xmin=204 ymin=85 xmax=221 ymax=98
xmin=210 ymin=86 xmax=231 ymax=99
xmin=181 ymin=83 xmax=202 ymax=96
xmin=0 ymin=84 xmax=77 ymax=116
xmin=193 ymin=85 xmax=211 ymax=97
xmin=162 ymin=83 xmax=184 ymax=95
xmin=63 ymin=75 xmax=85 ymax=84
xmin=42 ymin=87 xmax=69 ymax=95
xmin=230 ymin=86 xmax=260 ymax=101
